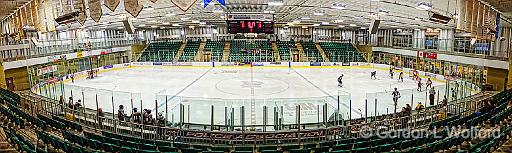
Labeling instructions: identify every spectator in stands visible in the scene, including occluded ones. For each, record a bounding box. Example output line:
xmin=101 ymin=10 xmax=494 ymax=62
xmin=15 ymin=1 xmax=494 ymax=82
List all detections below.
xmin=429 ymin=87 xmax=436 ymax=106
xmin=415 ymin=102 xmax=425 ymax=110
xmin=132 ymin=108 xmax=141 ymax=124
xmin=68 ymin=97 xmax=74 ymax=109
xmin=144 ymin=109 xmax=154 ymax=125
xmin=118 ymin=105 xmax=125 ymax=121
xmin=97 ymin=108 xmax=104 ymax=128
xmin=59 ymin=96 xmax=65 ymax=114
xmin=157 ymin=112 xmax=165 ymax=126
xmin=441 ymin=96 xmax=448 ymax=107
xmin=405 ymin=104 xmax=412 ymax=115
xmin=74 ymin=100 xmax=82 ymax=110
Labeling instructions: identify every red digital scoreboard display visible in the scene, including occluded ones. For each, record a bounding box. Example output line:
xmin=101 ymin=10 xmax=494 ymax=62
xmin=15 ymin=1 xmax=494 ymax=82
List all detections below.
xmin=227 ymin=20 xmax=274 ymax=34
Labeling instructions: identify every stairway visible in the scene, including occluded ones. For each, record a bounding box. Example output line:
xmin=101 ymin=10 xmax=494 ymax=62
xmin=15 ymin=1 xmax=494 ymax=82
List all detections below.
xmin=195 ymin=42 xmax=206 ymax=61
xmin=354 ymin=44 xmax=372 ymax=62
xmin=295 ymin=43 xmax=307 ymax=62
xmin=173 ymin=42 xmax=187 ymax=62
xmin=494 ymin=139 xmax=512 ymax=153
xmin=222 ymin=42 xmax=231 ymax=62
xmin=315 ymin=43 xmax=329 ymax=62
xmin=0 ymin=128 xmax=17 ymax=153
xmin=271 ymin=42 xmax=281 ymax=62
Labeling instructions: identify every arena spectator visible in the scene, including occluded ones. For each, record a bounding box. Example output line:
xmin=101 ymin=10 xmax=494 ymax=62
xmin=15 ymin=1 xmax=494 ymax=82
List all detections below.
xmin=97 ymin=108 xmax=104 ymax=128
xmin=416 ymin=102 xmax=425 ymax=110
xmin=143 ymin=109 xmax=154 ymax=125
xmin=118 ymin=105 xmax=125 ymax=121
xmin=132 ymin=108 xmax=141 ymax=124
xmin=74 ymin=100 xmax=82 ymax=110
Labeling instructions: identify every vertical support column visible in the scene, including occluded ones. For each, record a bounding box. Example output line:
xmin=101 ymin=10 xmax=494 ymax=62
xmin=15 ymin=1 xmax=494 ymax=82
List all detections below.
xmin=296 ymin=105 xmax=301 ymax=143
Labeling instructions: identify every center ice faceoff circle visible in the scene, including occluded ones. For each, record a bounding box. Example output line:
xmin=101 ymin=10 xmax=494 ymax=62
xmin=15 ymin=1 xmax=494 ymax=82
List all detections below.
xmin=215 ymin=77 xmax=290 ymax=96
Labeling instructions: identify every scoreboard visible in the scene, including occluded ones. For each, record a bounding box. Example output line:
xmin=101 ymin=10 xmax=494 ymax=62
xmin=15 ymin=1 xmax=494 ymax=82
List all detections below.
xmin=226 ymin=14 xmax=274 ymax=34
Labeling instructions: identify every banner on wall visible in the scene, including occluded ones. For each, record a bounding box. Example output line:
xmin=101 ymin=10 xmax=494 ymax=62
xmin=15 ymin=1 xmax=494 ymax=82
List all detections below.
xmin=36 ymin=65 xmax=58 ymax=76
xmin=44 ymin=0 xmax=56 ymax=31
xmin=74 ymin=0 xmax=87 ymax=25
xmin=125 ymin=0 xmax=143 ymax=18
xmin=171 ymin=0 xmax=197 ymax=12
xmin=77 ymin=51 xmax=83 ymax=58
xmin=104 ymin=0 xmax=120 ymax=12
xmin=89 ymin=0 xmax=102 ymax=22
xmin=30 ymin=0 xmax=39 ymax=31
xmin=37 ymin=0 xmax=47 ymax=33
xmin=418 ymin=51 xmax=437 ymax=60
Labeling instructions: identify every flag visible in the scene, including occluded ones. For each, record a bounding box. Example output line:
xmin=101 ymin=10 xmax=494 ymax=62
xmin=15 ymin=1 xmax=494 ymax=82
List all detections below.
xmin=204 ymin=0 xmax=212 ymax=8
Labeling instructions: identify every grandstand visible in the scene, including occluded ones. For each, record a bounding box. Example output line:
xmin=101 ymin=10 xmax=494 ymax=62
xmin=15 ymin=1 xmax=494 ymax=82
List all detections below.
xmin=276 ymin=41 xmax=295 ymax=61
xmin=179 ymin=41 xmax=201 ymax=62
xmin=1 ymin=0 xmax=512 ymax=153
xmin=320 ymin=42 xmax=366 ymax=62
xmin=301 ymin=41 xmax=324 ymax=62
xmin=204 ymin=41 xmax=225 ymax=62
xmin=139 ymin=41 xmax=182 ymax=62
xmin=229 ymin=40 xmax=275 ymax=62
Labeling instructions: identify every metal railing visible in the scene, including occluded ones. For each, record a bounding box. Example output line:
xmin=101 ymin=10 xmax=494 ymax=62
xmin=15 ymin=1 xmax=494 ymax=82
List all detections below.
xmin=0 ymin=35 xmax=141 ymax=62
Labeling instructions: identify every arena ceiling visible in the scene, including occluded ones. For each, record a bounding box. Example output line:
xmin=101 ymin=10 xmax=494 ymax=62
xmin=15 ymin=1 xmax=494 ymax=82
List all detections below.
xmin=2 ymin=0 xmax=510 ymax=31
xmin=79 ymin=0 xmax=461 ymax=30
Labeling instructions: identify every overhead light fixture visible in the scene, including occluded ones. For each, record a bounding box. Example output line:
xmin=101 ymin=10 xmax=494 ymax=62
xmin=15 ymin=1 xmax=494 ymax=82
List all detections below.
xmin=302 ymin=26 xmax=308 ymax=29
xmin=360 ymin=27 xmax=367 ymax=29
xmin=172 ymin=23 xmax=180 ymax=26
xmin=349 ymin=24 xmax=357 ymax=27
xmin=284 ymin=26 xmax=289 ymax=29
xmin=117 ymin=27 xmax=123 ymax=29
xmin=416 ymin=2 xmax=432 ymax=11
xmin=429 ymin=12 xmax=452 ymax=24
xmin=301 ymin=17 xmax=311 ymax=20
xmin=333 ymin=20 xmax=343 ymax=23
xmin=189 ymin=25 xmax=195 ymax=29
xmin=192 ymin=20 xmax=200 ymax=23
xmin=130 ymin=18 xmax=137 ymax=21
xmin=414 ymin=29 xmax=421 ymax=31
xmin=181 ymin=17 xmax=190 ymax=21
xmin=145 ymin=6 xmax=154 ymax=11
xmin=166 ymin=13 xmax=176 ymax=16
xmin=378 ymin=10 xmax=389 ymax=15
xmin=264 ymin=10 xmax=275 ymax=13
xmin=338 ymin=25 xmax=345 ymax=28
xmin=390 ymin=25 xmax=398 ymax=28
xmin=415 ymin=17 xmax=422 ymax=21
xmin=293 ymin=20 xmax=301 ymax=23
xmin=199 ymin=22 xmax=207 ymax=25
xmin=268 ymin=0 xmax=284 ymax=6
xmin=151 ymin=25 xmax=158 ymax=28
xmin=139 ymin=24 xmax=146 ymax=27
xmin=213 ymin=9 xmax=224 ymax=13
xmin=314 ymin=12 xmax=324 ymax=16
xmin=331 ymin=3 xmax=346 ymax=9
xmin=162 ymin=22 xmax=170 ymax=25
xmin=321 ymin=22 xmax=329 ymax=25
xmin=353 ymin=16 xmax=362 ymax=19
xmin=312 ymin=24 xmax=320 ymax=26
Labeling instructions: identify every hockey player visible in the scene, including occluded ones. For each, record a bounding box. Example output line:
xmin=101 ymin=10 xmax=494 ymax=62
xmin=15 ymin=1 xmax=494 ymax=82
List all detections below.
xmin=338 ymin=74 xmax=344 ymax=87
xmin=417 ymin=78 xmax=423 ymax=91
xmin=426 ymin=78 xmax=433 ymax=88
xmin=371 ymin=71 xmax=377 ymax=79
xmin=398 ymin=72 xmax=404 ymax=82
xmin=389 ymin=67 xmax=394 ymax=79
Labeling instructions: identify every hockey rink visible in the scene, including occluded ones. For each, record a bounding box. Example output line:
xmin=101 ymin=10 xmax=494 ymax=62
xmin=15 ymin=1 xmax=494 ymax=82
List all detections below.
xmin=58 ymin=66 xmax=455 ymax=127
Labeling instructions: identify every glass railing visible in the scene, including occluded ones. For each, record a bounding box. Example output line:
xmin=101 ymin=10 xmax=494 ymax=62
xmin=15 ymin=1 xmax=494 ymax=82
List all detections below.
xmin=0 ymin=35 xmax=141 ymax=62
xmin=373 ymin=38 xmax=510 ymax=61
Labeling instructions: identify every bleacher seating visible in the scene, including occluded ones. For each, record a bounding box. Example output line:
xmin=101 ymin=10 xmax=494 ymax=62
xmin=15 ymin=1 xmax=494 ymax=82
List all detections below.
xmin=205 ymin=41 xmax=225 ymax=61
xmin=229 ymin=40 xmax=274 ymax=62
xmin=179 ymin=41 xmax=200 ymax=62
xmin=276 ymin=41 xmax=295 ymax=61
xmin=139 ymin=41 xmax=182 ymax=62
xmin=319 ymin=42 xmax=366 ymax=62
xmin=301 ymin=41 xmax=323 ymax=62
xmin=0 ymin=87 xmax=511 ymax=153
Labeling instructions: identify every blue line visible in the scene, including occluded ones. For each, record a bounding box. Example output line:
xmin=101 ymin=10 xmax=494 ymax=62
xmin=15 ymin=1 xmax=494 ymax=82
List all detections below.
xmin=291 ymin=68 xmax=362 ymax=115
xmin=155 ymin=68 xmax=213 ymax=111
